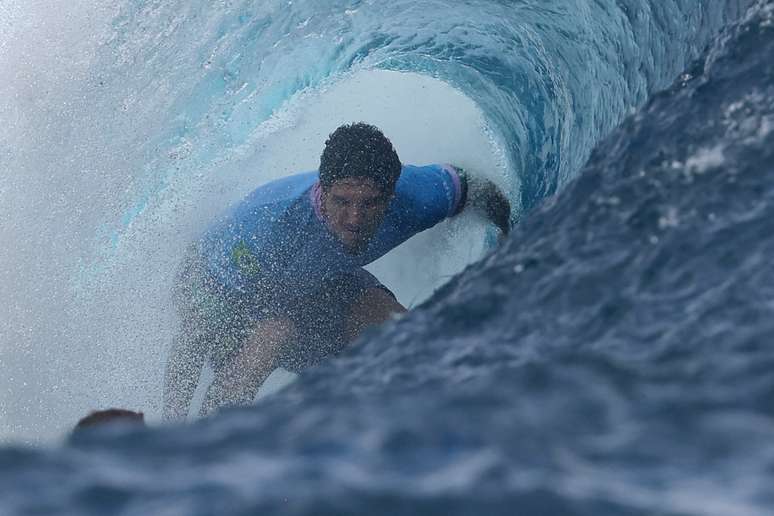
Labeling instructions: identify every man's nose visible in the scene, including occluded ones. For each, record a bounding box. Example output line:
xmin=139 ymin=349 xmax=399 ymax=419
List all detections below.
xmin=346 ymin=205 xmax=366 ymax=224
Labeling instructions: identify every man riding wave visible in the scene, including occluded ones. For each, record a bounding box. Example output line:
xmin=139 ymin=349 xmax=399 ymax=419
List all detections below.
xmin=163 ymin=122 xmax=510 ymax=420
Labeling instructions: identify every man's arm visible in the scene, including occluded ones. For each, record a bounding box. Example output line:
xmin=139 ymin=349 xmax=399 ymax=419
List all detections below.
xmin=453 ymin=167 xmax=512 ymax=236
xmin=345 ymin=287 xmax=407 ymax=343
xmin=199 ymin=317 xmax=293 ymax=416
xmin=162 ymin=336 xmax=205 ymax=421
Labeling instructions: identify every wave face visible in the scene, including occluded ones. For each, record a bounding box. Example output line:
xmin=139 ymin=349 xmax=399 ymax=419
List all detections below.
xmin=2 ymin=0 xmax=773 ymax=514
xmin=55 ymin=0 xmax=753 ymax=207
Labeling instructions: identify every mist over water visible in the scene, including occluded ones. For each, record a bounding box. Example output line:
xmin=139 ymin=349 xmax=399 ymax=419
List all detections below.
xmin=1 ymin=15 xmax=504 ymax=440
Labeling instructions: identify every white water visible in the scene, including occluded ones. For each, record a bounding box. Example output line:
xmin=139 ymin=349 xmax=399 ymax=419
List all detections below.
xmin=1 ymin=10 xmax=510 ymax=443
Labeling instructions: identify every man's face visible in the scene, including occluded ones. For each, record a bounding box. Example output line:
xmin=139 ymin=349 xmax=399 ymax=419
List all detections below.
xmin=321 ymin=177 xmax=393 ymax=253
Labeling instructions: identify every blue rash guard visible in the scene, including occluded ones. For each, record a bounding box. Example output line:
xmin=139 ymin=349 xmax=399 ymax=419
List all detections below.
xmin=197 ymin=164 xmax=464 ymax=308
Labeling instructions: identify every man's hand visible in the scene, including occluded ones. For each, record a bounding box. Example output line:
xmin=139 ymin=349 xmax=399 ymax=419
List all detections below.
xmin=454 ymin=166 xmax=512 ymax=236
xmin=469 ymin=177 xmax=511 ymax=236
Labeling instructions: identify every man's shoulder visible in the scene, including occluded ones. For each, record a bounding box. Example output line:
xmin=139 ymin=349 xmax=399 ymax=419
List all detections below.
xmin=202 ymin=172 xmax=318 ymax=245
xmin=241 ymin=171 xmax=319 ymax=209
xmin=223 ymin=172 xmax=317 ymax=227
xmin=197 ymin=172 xmax=321 ymax=286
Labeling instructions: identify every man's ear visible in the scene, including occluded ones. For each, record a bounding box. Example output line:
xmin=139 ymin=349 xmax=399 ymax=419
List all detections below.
xmin=319 ymin=188 xmax=328 ymax=214
xmin=386 ymin=189 xmax=396 ymax=202
xmin=377 ymin=186 xmax=395 ymax=205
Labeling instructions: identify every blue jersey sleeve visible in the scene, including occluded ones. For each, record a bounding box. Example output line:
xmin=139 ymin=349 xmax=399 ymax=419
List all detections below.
xmin=393 ymin=163 xmax=464 ymax=231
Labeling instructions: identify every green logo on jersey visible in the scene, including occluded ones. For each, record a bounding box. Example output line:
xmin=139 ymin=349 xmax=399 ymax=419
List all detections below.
xmin=231 ymin=240 xmax=261 ymax=277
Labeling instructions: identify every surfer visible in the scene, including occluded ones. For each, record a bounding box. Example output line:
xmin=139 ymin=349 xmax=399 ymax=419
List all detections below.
xmin=163 ymin=122 xmax=511 ymax=420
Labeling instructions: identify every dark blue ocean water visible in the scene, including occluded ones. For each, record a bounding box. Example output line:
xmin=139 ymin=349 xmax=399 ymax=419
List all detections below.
xmin=2 ymin=0 xmax=773 ymax=514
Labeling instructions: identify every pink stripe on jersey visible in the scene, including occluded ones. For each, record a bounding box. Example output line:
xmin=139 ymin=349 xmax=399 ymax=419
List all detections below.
xmin=310 ymin=181 xmax=324 ymax=222
xmin=441 ymin=163 xmax=464 ymax=216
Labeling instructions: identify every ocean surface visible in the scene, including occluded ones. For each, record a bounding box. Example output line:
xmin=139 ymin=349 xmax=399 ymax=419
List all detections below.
xmin=1 ymin=0 xmax=773 ymax=514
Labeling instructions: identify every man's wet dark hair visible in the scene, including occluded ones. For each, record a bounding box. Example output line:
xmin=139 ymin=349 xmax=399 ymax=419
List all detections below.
xmin=319 ymin=122 xmax=401 ymax=192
